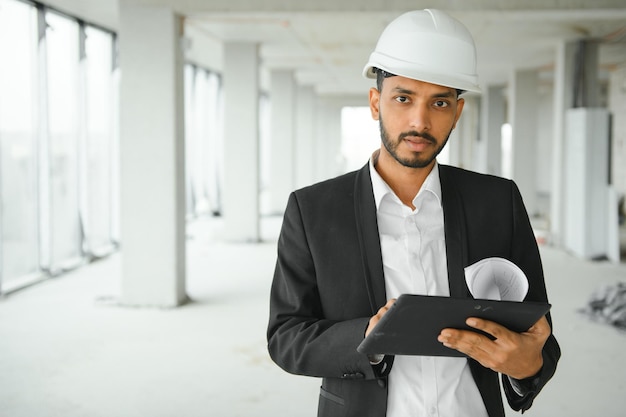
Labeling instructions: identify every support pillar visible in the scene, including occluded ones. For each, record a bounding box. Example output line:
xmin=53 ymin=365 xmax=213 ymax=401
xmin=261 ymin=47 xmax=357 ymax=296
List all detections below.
xmin=455 ymin=95 xmax=479 ymax=170
xmin=562 ymin=40 xmax=613 ymax=259
xmin=268 ymin=69 xmax=295 ymax=214
xmin=295 ymin=85 xmax=316 ymax=189
xmin=119 ymin=4 xmax=186 ymax=307
xmin=315 ymin=99 xmax=343 ymax=181
xmin=481 ymin=86 xmax=506 ymax=176
xmin=608 ymin=64 xmax=626 ymax=211
xmin=550 ymin=41 xmax=576 ymax=245
xmin=222 ymin=42 xmax=260 ymax=241
xmin=509 ymin=69 xmax=539 ymax=216
xmin=563 ymin=108 xmax=610 ymax=258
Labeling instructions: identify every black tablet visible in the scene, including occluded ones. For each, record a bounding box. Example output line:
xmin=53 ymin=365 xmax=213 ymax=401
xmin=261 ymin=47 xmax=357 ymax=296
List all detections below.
xmin=357 ymin=294 xmax=551 ymax=357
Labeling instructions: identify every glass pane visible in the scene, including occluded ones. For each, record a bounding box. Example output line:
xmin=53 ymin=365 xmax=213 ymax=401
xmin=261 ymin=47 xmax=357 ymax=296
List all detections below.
xmin=340 ymin=107 xmax=379 ymax=172
xmin=192 ymin=69 xmax=211 ymax=215
xmin=84 ymin=26 xmax=115 ymax=254
xmin=45 ymin=11 xmax=82 ymax=269
xmin=110 ymin=43 xmax=121 ymax=245
xmin=185 ymin=67 xmax=224 ymax=217
xmin=0 ymin=0 xmax=41 ymax=286
xmin=191 ymin=68 xmax=215 ymax=216
xmin=207 ymin=73 xmax=223 ymax=215
xmin=184 ymin=64 xmax=195 ymax=217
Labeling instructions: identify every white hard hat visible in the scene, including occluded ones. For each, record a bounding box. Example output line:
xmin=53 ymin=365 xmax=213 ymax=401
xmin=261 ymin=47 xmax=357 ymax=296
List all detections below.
xmin=363 ymin=9 xmax=481 ymax=93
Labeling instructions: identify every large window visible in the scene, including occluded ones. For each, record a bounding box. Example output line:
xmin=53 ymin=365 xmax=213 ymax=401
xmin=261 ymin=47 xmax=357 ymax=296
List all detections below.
xmin=0 ymin=0 xmax=40 ymax=288
xmin=46 ymin=11 xmax=82 ymax=272
xmin=83 ymin=26 xmax=117 ymax=256
xmin=340 ymin=107 xmax=379 ymax=172
xmin=184 ymin=64 xmax=223 ymax=218
xmin=0 ymin=0 xmax=118 ymax=293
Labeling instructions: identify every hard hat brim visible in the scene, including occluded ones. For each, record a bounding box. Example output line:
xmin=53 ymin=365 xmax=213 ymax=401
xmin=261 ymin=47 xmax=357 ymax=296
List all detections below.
xmin=363 ymin=60 xmax=481 ymax=94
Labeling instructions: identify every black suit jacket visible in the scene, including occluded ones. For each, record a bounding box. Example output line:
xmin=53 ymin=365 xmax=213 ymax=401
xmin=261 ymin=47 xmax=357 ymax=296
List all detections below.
xmin=267 ymin=163 xmax=560 ymax=417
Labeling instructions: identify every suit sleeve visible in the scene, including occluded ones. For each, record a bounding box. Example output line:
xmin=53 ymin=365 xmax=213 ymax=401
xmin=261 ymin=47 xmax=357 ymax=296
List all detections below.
xmin=266 ymin=192 xmax=383 ymax=381
xmin=501 ymin=181 xmax=561 ymax=412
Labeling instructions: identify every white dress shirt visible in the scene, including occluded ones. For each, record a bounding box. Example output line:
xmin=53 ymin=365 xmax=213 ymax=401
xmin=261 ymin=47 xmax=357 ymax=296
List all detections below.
xmin=369 ymin=154 xmax=489 ymax=417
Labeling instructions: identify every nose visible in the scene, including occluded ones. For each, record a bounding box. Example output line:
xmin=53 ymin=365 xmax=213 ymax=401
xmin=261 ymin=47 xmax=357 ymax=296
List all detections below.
xmin=409 ymin=103 xmax=431 ymax=132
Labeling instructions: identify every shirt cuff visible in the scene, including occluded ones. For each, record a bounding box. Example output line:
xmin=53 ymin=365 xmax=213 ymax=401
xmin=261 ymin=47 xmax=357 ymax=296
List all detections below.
xmin=507 ymin=376 xmax=525 ymax=397
xmin=507 ymin=369 xmax=542 ymax=397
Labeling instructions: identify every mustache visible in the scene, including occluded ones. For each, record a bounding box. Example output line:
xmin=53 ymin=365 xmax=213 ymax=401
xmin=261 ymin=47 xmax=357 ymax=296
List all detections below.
xmin=398 ymin=130 xmax=437 ymax=143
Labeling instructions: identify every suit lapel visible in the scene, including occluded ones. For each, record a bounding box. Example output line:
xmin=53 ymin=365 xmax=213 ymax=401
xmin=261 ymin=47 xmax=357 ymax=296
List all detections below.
xmin=439 ymin=166 xmax=471 ymax=298
xmin=354 ymin=164 xmax=387 ymax=313
xmin=441 ymin=167 xmax=506 ymax=414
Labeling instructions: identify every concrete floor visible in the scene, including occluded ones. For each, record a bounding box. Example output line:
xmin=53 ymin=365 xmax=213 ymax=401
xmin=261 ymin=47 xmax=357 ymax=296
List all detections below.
xmin=1 ymin=216 xmax=625 ymax=417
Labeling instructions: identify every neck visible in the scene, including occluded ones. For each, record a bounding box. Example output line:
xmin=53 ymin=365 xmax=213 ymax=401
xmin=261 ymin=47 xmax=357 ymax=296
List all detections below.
xmin=374 ymin=149 xmax=435 ymax=209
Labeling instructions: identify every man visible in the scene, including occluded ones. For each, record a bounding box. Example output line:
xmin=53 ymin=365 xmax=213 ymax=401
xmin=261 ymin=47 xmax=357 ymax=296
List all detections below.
xmin=267 ymin=9 xmax=560 ymax=417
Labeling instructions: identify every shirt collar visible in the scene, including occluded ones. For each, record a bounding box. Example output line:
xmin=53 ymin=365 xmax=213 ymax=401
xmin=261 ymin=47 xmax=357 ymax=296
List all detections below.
xmin=369 ymin=150 xmax=442 ymax=210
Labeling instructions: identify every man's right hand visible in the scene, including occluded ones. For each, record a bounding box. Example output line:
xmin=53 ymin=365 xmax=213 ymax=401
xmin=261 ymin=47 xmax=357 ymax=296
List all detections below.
xmin=365 ymin=298 xmax=397 ymax=337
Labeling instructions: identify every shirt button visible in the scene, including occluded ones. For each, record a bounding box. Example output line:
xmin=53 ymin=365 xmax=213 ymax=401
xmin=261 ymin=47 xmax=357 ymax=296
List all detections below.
xmin=429 ymin=407 xmax=437 ymax=416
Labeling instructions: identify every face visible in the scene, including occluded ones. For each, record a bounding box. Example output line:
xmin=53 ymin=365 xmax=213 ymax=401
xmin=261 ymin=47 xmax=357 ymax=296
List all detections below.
xmin=369 ymin=76 xmax=465 ymax=169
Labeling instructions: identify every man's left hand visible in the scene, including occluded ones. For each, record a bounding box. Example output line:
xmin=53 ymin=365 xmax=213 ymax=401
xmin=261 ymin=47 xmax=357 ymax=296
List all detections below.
xmin=437 ymin=316 xmax=551 ymax=380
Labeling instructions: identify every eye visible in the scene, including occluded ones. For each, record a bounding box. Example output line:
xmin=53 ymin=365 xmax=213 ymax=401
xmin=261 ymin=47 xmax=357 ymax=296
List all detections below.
xmin=433 ymin=100 xmax=449 ymax=108
xmin=394 ymin=96 xmax=409 ymax=103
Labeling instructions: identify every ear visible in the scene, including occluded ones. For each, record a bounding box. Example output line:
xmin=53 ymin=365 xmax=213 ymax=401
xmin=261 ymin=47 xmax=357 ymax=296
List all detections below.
xmin=369 ymin=87 xmax=380 ymax=121
xmin=452 ymin=97 xmax=465 ymax=129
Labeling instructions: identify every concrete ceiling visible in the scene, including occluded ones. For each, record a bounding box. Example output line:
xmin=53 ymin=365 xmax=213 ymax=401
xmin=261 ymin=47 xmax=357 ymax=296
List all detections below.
xmin=40 ymin=0 xmax=626 ymax=96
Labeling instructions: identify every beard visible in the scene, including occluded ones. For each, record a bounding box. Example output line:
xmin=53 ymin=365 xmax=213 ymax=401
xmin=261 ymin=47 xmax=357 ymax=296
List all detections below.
xmin=379 ymin=116 xmax=451 ymax=169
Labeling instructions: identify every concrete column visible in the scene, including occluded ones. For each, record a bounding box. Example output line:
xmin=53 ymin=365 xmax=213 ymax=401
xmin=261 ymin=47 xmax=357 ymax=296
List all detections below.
xmin=453 ymin=95 xmax=479 ymax=170
xmin=222 ymin=42 xmax=260 ymax=241
xmin=314 ymin=98 xmax=329 ymax=181
xmin=550 ymin=41 xmax=579 ymax=245
xmin=573 ymin=40 xmax=601 ymax=108
xmin=312 ymin=97 xmax=328 ymax=183
xmin=563 ymin=108 xmax=611 ymax=259
xmin=607 ymin=53 xmax=623 ymax=266
xmin=444 ymin=95 xmax=478 ymax=169
xmin=316 ymin=100 xmax=343 ymax=181
xmin=329 ymin=104 xmax=344 ymax=178
xmin=119 ymin=4 xmax=186 ymax=307
xmin=295 ymin=85 xmax=316 ymax=189
xmin=480 ymin=86 xmax=506 ymax=176
xmin=268 ymin=69 xmax=295 ymax=213
xmin=562 ymin=40 xmax=610 ymax=259
xmin=446 ymin=126 xmax=461 ymax=168
xmin=608 ymin=64 xmax=626 ymax=200
xmin=509 ymin=69 xmax=539 ymax=217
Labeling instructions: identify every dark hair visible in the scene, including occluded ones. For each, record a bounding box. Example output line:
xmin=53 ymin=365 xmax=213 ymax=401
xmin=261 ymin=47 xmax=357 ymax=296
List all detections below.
xmin=375 ymin=68 xmax=395 ymax=92
xmin=374 ymin=67 xmax=465 ymax=97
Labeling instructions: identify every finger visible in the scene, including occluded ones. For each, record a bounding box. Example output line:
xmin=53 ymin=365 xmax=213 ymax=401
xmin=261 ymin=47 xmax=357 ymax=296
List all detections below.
xmin=438 ymin=328 xmax=494 ymax=356
xmin=523 ymin=316 xmax=552 ymax=347
xmin=366 ymin=298 xmax=397 ymax=336
xmin=377 ymin=298 xmax=396 ymax=316
xmin=527 ymin=316 xmax=551 ymax=334
xmin=383 ymin=298 xmax=397 ymax=309
xmin=465 ymin=317 xmax=508 ymax=340
xmin=366 ymin=316 xmax=378 ymax=336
